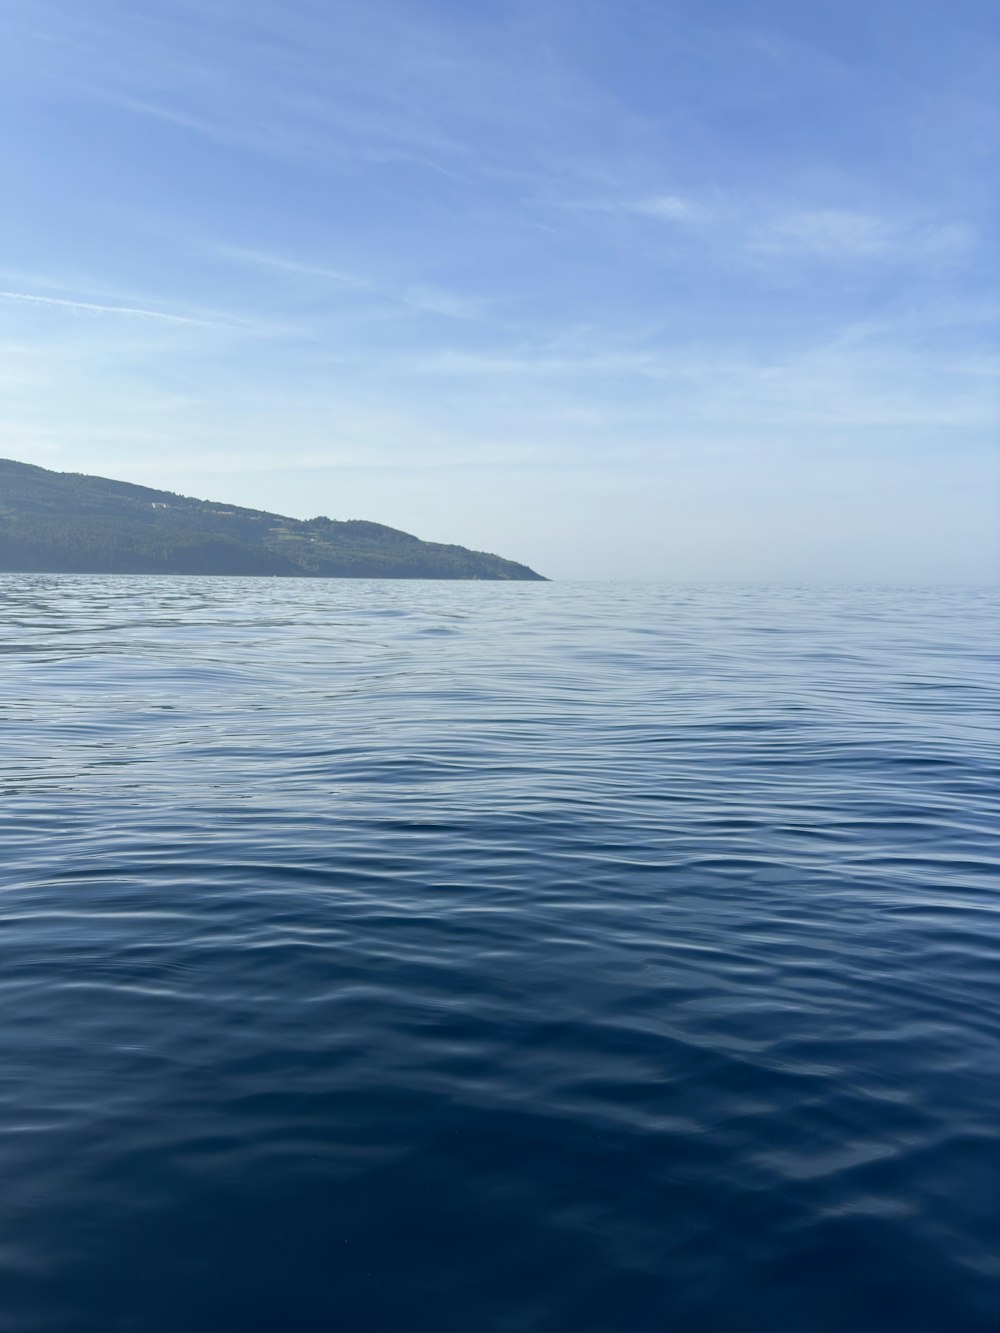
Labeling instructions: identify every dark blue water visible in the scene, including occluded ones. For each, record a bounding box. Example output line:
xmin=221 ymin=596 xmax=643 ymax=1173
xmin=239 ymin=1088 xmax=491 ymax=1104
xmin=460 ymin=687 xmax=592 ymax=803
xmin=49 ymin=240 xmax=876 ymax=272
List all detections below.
xmin=2 ymin=577 xmax=998 ymax=1333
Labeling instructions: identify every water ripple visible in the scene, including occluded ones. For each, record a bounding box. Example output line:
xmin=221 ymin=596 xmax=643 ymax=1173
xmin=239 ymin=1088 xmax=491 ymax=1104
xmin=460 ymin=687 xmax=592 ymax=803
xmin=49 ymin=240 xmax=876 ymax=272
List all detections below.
xmin=1 ymin=576 xmax=998 ymax=1332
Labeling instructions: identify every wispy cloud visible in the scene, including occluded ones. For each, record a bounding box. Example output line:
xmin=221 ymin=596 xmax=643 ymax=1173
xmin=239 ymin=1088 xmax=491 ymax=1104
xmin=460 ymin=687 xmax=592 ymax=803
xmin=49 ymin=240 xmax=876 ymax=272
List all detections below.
xmin=627 ymin=194 xmax=712 ymax=223
xmin=213 ymin=247 xmax=368 ymax=290
xmin=553 ymin=190 xmax=714 ymax=228
xmin=750 ymin=209 xmax=976 ymax=264
xmin=753 ymin=209 xmax=897 ymax=258
xmin=0 ymin=289 xmax=237 ymax=328
xmin=213 ymin=246 xmax=485 ymax=321
xmin=402 ymin=323 xmax=1000 ymax=432
xmin=397 ymin=285 xmax=483 ymax=321
xmin=28 ymin=4 xmax=511 ymax=181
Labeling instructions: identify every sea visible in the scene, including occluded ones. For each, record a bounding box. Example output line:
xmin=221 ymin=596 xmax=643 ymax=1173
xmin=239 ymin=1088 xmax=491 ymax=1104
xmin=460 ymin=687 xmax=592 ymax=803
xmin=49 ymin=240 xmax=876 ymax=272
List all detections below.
xmin=1 ymin=575 xmax=998 ymax=1333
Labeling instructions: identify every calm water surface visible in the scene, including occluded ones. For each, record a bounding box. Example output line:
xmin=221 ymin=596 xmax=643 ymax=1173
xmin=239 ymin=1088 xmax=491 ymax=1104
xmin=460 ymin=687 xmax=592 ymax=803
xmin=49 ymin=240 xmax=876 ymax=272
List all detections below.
xmin=1 ymin=577 xmax=998 ymax=1333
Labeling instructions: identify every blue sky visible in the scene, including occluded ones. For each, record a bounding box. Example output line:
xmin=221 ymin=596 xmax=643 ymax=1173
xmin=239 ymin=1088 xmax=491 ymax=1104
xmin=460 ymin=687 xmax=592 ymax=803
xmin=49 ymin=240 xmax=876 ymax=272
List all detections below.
xmin=2 ymin=0 xmax=997 ymax=580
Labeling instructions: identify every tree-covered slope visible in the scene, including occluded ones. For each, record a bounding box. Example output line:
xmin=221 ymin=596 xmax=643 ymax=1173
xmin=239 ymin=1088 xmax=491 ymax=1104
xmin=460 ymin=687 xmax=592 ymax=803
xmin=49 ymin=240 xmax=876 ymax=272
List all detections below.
xmin=0 ymin=459 xmax=546 ymax=580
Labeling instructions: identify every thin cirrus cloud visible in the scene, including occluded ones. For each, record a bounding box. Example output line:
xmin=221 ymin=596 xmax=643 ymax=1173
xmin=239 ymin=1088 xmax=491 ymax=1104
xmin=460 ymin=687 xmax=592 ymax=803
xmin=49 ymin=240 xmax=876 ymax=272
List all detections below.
xmin=553 ymin=195 xmax=976 ymax=275
xmin=749 ymin=209 xmax=976 ymax=264
xmin=210 ymin=247 xmax=486 ymax=322
xmin=559 ymin=192 xmax=714 ymax=224
xmin=0 ymin=289 xmax=231 ymax=329
xmin=627 ymin=195 xmax=714 ymax=223
xmin=39 ymin=4 xmax=513 ymax=179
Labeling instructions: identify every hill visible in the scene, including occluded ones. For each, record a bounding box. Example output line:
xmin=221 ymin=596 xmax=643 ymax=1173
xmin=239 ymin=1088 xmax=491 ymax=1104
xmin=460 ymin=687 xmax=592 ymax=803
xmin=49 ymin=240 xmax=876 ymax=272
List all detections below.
xmin=0 ymin=459 xmax=546 ymax=580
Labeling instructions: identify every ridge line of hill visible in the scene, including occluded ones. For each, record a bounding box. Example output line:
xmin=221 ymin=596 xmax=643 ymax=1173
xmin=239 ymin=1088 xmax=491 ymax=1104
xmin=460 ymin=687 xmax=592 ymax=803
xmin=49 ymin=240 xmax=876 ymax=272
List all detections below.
xmin=0 ymin=459 xmax=547 ymax=580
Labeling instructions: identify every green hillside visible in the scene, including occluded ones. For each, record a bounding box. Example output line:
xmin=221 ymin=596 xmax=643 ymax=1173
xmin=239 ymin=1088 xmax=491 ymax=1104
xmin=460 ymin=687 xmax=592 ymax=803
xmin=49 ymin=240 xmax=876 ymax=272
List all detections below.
xmin=0 ymin=459 xmax=546 ymax=580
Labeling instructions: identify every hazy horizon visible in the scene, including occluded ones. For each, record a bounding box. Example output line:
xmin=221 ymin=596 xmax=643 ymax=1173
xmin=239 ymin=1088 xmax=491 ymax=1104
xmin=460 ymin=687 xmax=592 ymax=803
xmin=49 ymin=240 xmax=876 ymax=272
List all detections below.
xmin=3 ymin=0 xmax=998 ymax=582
